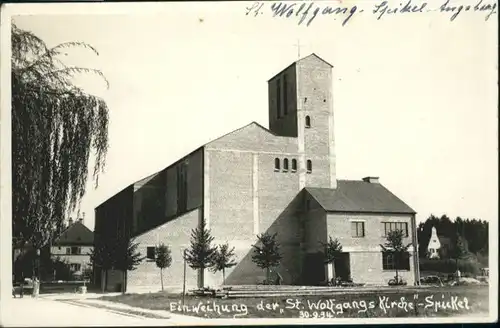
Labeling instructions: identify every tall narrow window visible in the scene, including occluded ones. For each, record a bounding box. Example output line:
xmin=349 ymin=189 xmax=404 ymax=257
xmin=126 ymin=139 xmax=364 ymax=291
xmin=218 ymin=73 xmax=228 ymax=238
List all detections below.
xmin=177 ymin=162 xmax=188 ymax=213
xmin=276 ymin=79 xmax=282 ymax=119
xmin=274 ymin=158 xmax=280 ymax=171
xmin=283 ymin=158 xmax=289 ymax=172
xmin=306 ymin=160 xmax=312 ymax=173
xmin=305 ymin=116 xmax=311 ymax=128
xmin=283 ymin=75 xmax=288 ymax=116
xmin=291 ymin=159 xmax=297 ymax=172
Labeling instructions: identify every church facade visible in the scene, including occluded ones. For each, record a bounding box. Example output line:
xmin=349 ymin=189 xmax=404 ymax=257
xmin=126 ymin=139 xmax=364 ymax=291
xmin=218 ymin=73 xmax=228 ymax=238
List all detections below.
xmin=94 ymin=54 xmax=420 ymax=292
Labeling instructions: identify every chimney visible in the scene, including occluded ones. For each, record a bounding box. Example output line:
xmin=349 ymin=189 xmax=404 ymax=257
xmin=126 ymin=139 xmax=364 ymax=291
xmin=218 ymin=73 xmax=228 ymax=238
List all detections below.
xmin=68 ymin=217 xmax=74 ymax=226
xmin=362 ymin=176 xmax=380 ymax=183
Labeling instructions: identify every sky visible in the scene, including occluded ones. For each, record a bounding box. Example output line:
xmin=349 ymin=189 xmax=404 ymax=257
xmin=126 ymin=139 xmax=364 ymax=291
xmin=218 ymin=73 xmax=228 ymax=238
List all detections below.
xmin=5 ymin=1 xmax=498 ymax=230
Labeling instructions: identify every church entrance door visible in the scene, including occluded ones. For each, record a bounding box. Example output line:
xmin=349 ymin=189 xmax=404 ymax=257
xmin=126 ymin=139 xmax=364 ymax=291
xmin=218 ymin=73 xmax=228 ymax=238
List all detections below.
xmin=302 ymin=252 xmax=325 ymax=286
xmin=334 ymin=252 xmax=351 ymax=281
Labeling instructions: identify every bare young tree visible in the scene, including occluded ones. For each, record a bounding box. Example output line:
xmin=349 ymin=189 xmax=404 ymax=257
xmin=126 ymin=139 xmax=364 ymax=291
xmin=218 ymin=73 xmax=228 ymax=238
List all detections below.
xmin=155 ymin=244 xmax=172 ymax=291
xmin=210 ymin=243 xmax=237 ymax=285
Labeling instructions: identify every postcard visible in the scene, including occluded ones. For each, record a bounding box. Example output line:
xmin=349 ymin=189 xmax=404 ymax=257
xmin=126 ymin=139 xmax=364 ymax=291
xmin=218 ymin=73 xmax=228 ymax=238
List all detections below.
xmin=0 ymin=1 xmax=497 ymax=326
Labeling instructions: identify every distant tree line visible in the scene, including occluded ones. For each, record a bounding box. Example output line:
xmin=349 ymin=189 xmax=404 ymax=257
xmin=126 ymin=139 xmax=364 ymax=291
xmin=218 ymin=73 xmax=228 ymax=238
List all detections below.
xmin=417 ymin=214 xmax=489 ymax=259
xmin=417 ymin=214 xmax=489 ymax=276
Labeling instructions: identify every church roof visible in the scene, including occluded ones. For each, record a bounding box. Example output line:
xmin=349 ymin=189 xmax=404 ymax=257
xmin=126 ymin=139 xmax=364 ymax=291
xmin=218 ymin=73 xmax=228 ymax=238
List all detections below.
xmin=302 ymin=53 xmax=333 ymax=67
xmin=268 ymin=53 xmax=333 ymax=82
xmin=53 ymin=221 xmax=94 ymax=246
xmin=306 ymin=180 xmax=416 ymax=214
xmin=133 ymin=171 xmax=161 ymax=191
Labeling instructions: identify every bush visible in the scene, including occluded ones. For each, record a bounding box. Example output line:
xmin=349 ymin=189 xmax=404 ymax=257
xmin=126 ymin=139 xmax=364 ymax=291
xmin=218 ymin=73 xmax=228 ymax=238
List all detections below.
xmin=419 ymin=258 xmax=481 ymax=275
xmin=475 ymin=253 xmax=489 ymax=267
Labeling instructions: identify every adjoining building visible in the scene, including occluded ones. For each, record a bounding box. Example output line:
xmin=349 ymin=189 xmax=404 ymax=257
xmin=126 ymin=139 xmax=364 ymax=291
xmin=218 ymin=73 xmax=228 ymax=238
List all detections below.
xmin=94 ymin=53 xmax=419 ymax=292
xmin=51 ymin=217 xmax=94 ymax=279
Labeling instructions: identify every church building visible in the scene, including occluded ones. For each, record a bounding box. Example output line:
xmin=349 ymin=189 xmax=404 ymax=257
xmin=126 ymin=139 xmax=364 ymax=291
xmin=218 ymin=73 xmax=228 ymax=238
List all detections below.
xmin=94 ymin=54 xmax=420 ymax=292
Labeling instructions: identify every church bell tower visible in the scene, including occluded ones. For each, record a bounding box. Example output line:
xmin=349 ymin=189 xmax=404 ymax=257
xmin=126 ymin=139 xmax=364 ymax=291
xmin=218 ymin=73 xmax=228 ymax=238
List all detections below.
xmin=267 ymin=53 xmax=337 ymax=189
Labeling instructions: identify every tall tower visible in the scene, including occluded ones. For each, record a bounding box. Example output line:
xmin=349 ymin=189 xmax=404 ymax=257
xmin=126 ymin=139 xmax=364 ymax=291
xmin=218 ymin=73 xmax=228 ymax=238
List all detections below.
xmin=268 ymin=53 xmax=337 ymax=189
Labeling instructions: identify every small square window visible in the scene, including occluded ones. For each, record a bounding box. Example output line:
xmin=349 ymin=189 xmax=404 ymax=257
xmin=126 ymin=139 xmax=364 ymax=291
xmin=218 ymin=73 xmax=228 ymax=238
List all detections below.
xmin=147 ymin=247 xmax=156 ymax=260
xmin=351 ymin=222 xmax=365 ymax=237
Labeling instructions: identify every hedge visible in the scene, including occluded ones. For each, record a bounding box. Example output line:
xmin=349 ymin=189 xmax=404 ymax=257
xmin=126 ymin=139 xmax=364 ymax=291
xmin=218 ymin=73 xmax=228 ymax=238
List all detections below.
xmin=419 ymin=258 xmax=481 ymax=276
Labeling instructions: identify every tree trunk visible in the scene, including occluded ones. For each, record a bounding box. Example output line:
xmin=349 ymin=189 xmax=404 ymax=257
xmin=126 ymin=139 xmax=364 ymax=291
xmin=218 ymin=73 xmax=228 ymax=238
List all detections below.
xmin=222 ymin=268 xmax=225 ymax=286
xmin=266 ymin=267 xmax=270 ymax=284
xmin=160 ymin=268 xmax=164 ymax=291
xmin=394 ymin=253 xmax=399 ymax=283
xmin=38 ymin=248 xmax=42 ymax=283
xmin=100 ymin=270 xmax=104 ymax=293
xmin=105 ymin=269 xmax=109 ymax=293
xmin=198 ymin=268 xmax=204 ymax=288
xmin=102 ymin=269 xmax=107 ymax=293
xmin=121 ymin=270 xmax=126 ymax=294
xmin=32 ymin=250 xmax=36 ymax=279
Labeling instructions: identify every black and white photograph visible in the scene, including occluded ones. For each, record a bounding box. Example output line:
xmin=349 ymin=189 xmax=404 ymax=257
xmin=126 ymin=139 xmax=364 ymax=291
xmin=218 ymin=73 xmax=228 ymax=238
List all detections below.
xmin=0 ymin=1 xmax=497 ymax=326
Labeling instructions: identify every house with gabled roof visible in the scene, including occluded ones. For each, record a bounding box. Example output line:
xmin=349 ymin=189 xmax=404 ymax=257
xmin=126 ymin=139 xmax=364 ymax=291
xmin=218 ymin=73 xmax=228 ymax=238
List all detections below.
xmin=94 ymin=53 xmax=419 ymax=292
xmin=51 ymin=217 xmax=94 ymax=277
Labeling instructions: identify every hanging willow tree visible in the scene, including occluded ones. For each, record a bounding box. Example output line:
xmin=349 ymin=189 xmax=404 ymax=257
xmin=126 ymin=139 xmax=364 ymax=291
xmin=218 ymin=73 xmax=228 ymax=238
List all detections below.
xmin=11 ymin=23 xmax=110 ymax=252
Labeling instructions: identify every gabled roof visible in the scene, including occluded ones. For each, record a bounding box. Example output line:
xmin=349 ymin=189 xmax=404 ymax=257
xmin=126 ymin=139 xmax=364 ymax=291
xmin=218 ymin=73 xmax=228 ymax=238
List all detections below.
xmin=268 ymin=53 xmax=333 ymax=82
xmin=306 ymin=180 xmax=416 ymax=214
xmin=98 ymin=122 xmax=269 ymax=209
xmin=301 ymin=53 xmax=333 ymax=67
xmin=53 ymin=221 xmax=94 ymax=246
xmin=205 ymin=121 xmax=279 ymax=145
xmin=129 ymin=122 xmax=273 ymax=188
